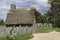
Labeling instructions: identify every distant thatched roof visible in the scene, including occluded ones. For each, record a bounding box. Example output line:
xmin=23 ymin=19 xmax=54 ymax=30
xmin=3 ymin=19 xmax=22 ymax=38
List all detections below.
xmin=5 ymin=7 xmax=35 ymax=25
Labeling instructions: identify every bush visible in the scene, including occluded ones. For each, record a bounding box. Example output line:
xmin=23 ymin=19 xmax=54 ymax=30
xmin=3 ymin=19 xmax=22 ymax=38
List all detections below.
xmin=0 ymin=20 xmax=4 ymax=26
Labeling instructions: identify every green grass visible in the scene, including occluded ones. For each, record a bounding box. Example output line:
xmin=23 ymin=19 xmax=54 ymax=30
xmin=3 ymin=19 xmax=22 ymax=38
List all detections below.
xmin=36 ymin=28 xmax=60 ymax=33
xmin=0 ymin=37 xmax=7 ymax=40
xmin=54 ymin=28 xmax=60 ymax=32
xmin=16 ymin=34 xmax=33 ymax=40
xmin=36 ymin=28 xmax=53 ymax=33
xmin=0 ymin=34 xmax=33 ymax=40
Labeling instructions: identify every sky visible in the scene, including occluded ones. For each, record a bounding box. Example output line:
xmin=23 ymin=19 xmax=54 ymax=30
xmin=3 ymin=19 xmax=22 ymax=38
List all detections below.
xmin=0 ymin=0 xmax=50 ymax=21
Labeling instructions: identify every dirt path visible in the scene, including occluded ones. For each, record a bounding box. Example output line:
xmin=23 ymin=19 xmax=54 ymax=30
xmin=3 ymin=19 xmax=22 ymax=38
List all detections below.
xmin=29 ymin=31 xmax=60 ymax=40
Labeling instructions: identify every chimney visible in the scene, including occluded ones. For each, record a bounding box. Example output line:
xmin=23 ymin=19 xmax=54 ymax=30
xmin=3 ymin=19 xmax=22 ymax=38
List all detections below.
xmin=10 ymin=4 xmax=16 ymax=12
xmin=10 ymin=4 xmax=16 ymax=9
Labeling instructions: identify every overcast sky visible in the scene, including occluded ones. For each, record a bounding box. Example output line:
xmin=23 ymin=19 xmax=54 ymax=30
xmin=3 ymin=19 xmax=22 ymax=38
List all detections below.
xmin=0 ymin=0 xmax=50 ymax=21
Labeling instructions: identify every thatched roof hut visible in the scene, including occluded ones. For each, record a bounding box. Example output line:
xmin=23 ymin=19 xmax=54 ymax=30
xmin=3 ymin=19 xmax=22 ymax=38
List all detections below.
xmin=5 ymin=4 xmax=36 ymax=26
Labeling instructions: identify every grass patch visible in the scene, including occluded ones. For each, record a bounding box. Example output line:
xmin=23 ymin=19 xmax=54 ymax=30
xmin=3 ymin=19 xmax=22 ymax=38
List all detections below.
xmin=36 ymin=28 xmax=53 ymax=33
xmin=36 ymin=27 xmax=60 ymax=33
xmin=54 ymin=28 xmax=60 ymax=32
xmin=0 ymin=34 xmax=33 ymax=40
xmin=16 ymin=34 xmax=33 ymax=40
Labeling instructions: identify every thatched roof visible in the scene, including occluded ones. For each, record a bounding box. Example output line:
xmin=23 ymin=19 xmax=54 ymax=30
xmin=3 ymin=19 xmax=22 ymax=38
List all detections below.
xmin=5 ymin=7 xmax=35 ymax=25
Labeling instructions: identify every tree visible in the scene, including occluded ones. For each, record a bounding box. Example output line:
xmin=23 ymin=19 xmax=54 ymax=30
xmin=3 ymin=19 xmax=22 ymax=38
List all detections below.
xmin=35 ymin=11 xmax=47 ymax=23
xmin=45 ymin=0 xmax=60 ymax=27
xmin=55 ymin=15 xmax=60 ymax=27
xmin=44 ymin=11 xmax=54 ymax=24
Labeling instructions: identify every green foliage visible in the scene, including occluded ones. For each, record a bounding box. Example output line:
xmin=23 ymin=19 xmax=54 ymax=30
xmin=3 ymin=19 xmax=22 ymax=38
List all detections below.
xmin=0 ymin=20 xmax=4 ymax=26
xmin=6 ymin=35 xmax=15 ymax=40
xmin=10 ymin=27 xmax=14 ymax=35
xmin=35 ymin=11 xmax=47 ymax=23
xmin=44 ymin=11 xmax=54 ymax=23
xmin=0 ymin=37 xmax=5 ymax=40
xmin=16 ymin=34 xmax=33 ymax=40
xmin=55 ymin=16 xmax=60 ymax=27
xmin=0 ymin=34 xmax=33 ymax=40
xmin=36 ymin=28 xmax=53 ymax=33
xmin=44 ymin=0 xmax=60 ymax=27
xmin=36 ymin=28 xmax=60 ymax=33
xmin=54 ymin=28 xmax=60 ymax=32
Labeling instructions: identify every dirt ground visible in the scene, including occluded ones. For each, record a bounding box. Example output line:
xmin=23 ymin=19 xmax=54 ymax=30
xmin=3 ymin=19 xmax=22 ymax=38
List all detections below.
xmin=29 ymin=31 xmax=60 ymax=40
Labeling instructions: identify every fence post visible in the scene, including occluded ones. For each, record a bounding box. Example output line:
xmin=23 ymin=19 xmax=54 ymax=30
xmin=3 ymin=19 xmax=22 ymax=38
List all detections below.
xmin=26 ymin=25 xmax=28 ymax=34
